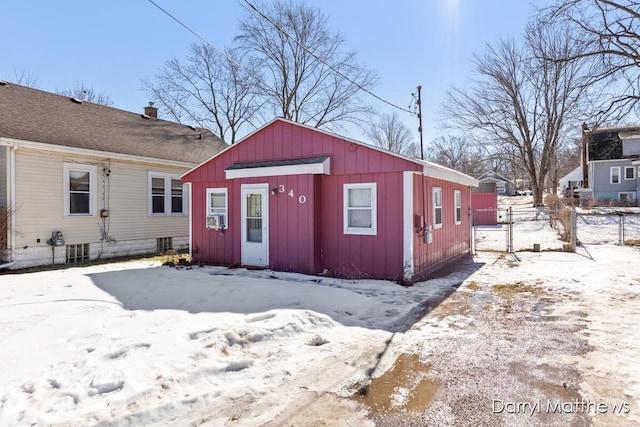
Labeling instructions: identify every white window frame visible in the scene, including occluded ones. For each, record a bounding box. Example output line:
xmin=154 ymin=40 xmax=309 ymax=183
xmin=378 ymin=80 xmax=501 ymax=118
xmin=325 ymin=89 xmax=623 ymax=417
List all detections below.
xmin=610 ymin=166 xmax=621 ymax=184
xmin=206 ymin=188 xmax=228 ymax=229
xmin=343 ymin=182 xmax=377 ymax=235
xmin=63 ymin=162 xmax=97 ymax=217
xmin=624 ymin=166 xmax=636 ymax=180
xmin=148 ymin=171 xmax=186 ymax=216
xmin=433 ymin=187 xmax=442 ymax=229
xmin=454 ymin=190 xmax=462 ymax=225
xmin=619 ymin=192 xmax=636 ymax=201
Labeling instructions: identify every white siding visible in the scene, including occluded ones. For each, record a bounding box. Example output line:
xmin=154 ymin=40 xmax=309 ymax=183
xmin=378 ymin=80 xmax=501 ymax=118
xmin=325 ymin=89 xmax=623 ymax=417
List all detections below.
xmin=0 ymin=146 xmax=7 ymax=206
xmin=12 ymin=149 xmax=191 ymax=268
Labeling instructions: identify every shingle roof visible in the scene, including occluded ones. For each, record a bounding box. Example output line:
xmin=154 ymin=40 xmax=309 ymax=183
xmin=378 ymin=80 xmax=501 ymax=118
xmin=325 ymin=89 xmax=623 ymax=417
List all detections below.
xmin=0 ymin=82 xmax=226 ymax=163
xmin=586 ymin=125 xmax=640 ymax=161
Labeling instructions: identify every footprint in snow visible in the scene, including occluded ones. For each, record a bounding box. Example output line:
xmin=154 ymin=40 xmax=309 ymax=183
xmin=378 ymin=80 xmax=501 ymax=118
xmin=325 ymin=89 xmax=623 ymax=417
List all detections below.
xmin=88 ymin=370 xmax=125 ymax=396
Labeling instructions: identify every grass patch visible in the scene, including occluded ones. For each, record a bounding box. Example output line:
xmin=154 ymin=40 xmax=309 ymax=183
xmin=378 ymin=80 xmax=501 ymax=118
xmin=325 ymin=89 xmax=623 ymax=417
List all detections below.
xmin=491 ymin=281 xmax=544 ymax=298
xmin=624 ymin=239 xmax=640 ymax=246
xmin=465 ymin=281 xmax=482 ymax=291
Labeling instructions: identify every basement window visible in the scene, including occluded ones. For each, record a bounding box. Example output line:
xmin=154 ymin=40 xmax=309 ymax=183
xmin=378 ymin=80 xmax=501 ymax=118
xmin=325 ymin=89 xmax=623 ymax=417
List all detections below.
xmin=157 ymin=237 xmax=173 ymax=253
xmin=66 ymin=243 xmax=90 ymax=264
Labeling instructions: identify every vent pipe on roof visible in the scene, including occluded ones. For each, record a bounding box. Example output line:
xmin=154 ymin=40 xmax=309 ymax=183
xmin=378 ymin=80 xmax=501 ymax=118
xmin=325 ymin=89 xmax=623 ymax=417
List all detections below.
xmin=144 ymin=102 xmax=158 ymax=118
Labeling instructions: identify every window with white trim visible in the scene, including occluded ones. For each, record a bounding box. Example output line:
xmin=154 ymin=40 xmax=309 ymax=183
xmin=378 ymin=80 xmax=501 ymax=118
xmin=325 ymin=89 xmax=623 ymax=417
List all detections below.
xmin=454 ymin=190 xmax=462 ymax=225
xmin=619 ymin=192 xmax=636 ymax=201
xmin=148 ymin=172 xmax=185 ymax=215
xmin=433 ymin=187 xmax=442 ymax=228
xmin=610 ymin=166 xmax=620 ymax=184
xmin=624 ymin=166 xmax=636 ymax=180
xmin=206 ymin=188 xmax=228 ymax=229
xmin=344 ymin=183 xmax=377 ymax=235
xmin=63 ymin=163 xmax=97 ymax=216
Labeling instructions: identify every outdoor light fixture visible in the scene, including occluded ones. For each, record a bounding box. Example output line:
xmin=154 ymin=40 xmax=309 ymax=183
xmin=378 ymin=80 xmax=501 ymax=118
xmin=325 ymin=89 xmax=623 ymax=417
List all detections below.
xmin=271 ymin=188 xmax=278 ymax=196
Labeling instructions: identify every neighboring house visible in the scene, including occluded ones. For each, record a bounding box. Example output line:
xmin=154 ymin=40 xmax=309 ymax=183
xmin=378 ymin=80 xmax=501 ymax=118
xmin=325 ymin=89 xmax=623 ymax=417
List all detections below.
xmin=560 ymin=165 xmax=584 ymax=199
xmin=182 ymin=118 xmax=478 ymax=283
xmin=584 ymin=126 xmax=640 ymax=204
xmin=560 ymin=165 xmax=583 ymax=193
xmin=475 ymin=171 xmax=516 ymax=196
xmin=0 ymin=82 xmax=225 ymax=269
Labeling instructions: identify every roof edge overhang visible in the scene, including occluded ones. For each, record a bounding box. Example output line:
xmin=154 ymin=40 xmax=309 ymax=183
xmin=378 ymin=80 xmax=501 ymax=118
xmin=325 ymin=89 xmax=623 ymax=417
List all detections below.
xmin=225 ymin=156 xmax=330 ymax=179
xmin=0 ymin=137 xmax=195 ymax=168
xmin=419 ymin=160 xmax=479 ymax=187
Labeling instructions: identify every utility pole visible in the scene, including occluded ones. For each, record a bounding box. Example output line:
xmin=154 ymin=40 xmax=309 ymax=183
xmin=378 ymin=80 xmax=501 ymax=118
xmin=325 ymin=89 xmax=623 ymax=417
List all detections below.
xmin=416 ymin=85 xmax=424 ymax=160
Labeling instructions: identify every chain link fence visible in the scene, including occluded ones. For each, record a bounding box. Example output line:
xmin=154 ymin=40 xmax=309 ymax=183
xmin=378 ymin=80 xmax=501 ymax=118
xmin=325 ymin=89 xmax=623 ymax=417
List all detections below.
xmin=474 ymin=199 xmax=640 ymax=254
xmin=576 ymin=212 xmax=640 ymax=246
xmin=473 ymin=203 xmax=576 ymax=254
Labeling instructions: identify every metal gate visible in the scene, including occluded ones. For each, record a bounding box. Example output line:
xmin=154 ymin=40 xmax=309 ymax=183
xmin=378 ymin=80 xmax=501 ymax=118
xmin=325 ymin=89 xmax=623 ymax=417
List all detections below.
xmin=472 ymin=207 xmax=512 ymax=253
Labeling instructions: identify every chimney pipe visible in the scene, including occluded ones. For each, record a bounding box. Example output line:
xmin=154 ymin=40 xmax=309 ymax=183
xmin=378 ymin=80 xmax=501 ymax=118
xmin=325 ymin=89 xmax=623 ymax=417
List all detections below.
xmin=144 ymin=102 xmax=158 ymax=118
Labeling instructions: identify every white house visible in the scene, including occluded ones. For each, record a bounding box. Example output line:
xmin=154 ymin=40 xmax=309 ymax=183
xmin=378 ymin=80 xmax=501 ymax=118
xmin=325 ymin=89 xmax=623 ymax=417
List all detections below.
xmin=0 ymin=82 xmax=226 ymax=269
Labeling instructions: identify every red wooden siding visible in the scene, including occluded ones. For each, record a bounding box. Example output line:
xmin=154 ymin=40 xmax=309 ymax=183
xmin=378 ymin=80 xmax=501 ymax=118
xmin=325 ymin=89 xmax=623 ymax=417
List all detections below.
xmin=319 ymin=172 xmax=405 ymax=281
xmin=471 ymin=191 xmax=498 ymax=225
xmin=412 ymin=174 xmax=472 ymax=279
xmin=184 ymin=119 xmax=474 ymax=282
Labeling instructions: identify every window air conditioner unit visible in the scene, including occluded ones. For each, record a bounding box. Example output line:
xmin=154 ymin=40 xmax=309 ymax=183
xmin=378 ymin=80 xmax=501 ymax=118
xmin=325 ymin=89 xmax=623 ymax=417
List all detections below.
xmin=207 ymin=215 xmax=225 ymax=229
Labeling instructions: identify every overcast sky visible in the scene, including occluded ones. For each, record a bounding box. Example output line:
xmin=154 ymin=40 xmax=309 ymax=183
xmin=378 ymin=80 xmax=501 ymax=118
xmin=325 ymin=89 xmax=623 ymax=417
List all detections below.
xmin=1 ymin=0 xmax=552 ymax=143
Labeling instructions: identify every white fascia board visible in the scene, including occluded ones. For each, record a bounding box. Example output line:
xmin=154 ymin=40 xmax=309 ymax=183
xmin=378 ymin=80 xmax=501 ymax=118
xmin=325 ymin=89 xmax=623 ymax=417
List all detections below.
xmin=420 ymin=160 xmax=479 ymax=187
xmin=0 ymin=137 xmax=195 ymax=168
xmin=225 ymin=157 xmax=330 ymax=179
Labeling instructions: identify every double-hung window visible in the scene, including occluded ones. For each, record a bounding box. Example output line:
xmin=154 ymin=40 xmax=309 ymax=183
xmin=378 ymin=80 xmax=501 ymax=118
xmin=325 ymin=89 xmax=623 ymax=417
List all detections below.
xmin=433 ymin=187 xmax=442 ymax=228
xmin=454 ymin=190 xmax=462 ymax=225
xmin=624 ymin=166 xmax=636 ymax=180
xmin=610 ymin=166 xmax=621 ymax=184
xmin=148 ymin=172 xmax=185 ymax=215
xmin=344 ymin=183 xmax=377 ymax=235
xmin=206 ymin=188 xmax=228 ymax=229
xmin=63 ymin=163 xmax=97 ymax=216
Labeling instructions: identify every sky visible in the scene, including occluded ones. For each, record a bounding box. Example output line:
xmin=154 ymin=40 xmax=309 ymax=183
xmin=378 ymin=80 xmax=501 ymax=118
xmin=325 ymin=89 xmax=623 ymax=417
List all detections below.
xmin=1 ymin=0 xmax=553 ymax=143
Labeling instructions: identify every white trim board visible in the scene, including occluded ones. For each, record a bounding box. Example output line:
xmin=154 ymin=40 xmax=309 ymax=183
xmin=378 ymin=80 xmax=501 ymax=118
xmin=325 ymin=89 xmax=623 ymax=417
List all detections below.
xmin=225 ymin=158 xmax=330 ymax=179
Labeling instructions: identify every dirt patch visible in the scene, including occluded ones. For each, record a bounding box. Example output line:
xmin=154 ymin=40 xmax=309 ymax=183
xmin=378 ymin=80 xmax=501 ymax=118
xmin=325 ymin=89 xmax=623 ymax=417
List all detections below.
xmin=353 ymin=353 xmax=441 ymax=423
xmin=491 ymin=281 xmax=544 ymax=298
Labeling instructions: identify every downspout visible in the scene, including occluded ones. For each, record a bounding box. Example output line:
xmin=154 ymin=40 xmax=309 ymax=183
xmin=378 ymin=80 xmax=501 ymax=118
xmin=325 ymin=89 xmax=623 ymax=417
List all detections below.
xmin=1 ymin=145 xmax=17 ymax=269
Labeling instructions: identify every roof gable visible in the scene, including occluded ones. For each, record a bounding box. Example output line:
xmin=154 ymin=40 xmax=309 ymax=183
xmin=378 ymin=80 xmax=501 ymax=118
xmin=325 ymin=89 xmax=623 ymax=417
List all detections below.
xmin=0 ymin=82 xmax=226 ymax=163
xmin=183 ymin=118 xmax=478 ymax=187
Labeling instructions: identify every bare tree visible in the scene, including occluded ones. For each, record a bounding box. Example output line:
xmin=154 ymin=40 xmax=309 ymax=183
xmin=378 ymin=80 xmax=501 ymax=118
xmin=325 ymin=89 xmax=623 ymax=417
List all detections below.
xmin=143 ymin=44 xmax=261 ymax=144
xmin=366 ymin=112 xmax=416 ymax=156
xmin=545 ymin=0 xmax=640 ymax=120
xmin=236 ymin=0 xmax=377 ymax=131
xmin=427 ymin=135 xmax=487 ymax=176
xmin=442 ymin=21 xmax=588 ymax=204
xmin=12 ymin=69 xmax=39 ymax=87
xmin=55 ymin=82 xmax=114 ymax=106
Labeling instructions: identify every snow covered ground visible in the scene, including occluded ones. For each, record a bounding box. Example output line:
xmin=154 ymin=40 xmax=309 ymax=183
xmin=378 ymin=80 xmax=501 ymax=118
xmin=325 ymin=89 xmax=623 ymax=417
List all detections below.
xmin=0 ymin=261 xmax=471 ymax=426
xmin=1 ymin=198 xmax=639 ymax=425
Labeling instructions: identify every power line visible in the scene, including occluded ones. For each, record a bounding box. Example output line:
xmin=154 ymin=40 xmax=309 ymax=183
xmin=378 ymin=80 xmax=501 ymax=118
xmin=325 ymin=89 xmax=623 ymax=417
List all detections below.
xmin=242 ymin=0 xmax=415 ymax=115
xmin=146 ymin=0 xmax=261 ymax=83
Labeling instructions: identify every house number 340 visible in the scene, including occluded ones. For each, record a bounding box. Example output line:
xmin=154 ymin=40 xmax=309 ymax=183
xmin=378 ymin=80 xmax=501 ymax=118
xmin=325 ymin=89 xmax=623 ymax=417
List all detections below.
xmin=278 ymin=185 xmax=306 ymax=204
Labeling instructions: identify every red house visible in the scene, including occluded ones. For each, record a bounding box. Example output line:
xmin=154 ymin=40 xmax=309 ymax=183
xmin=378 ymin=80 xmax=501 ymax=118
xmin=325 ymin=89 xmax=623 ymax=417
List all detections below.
xmin=182 ymin=119 xmax=478 ymax=283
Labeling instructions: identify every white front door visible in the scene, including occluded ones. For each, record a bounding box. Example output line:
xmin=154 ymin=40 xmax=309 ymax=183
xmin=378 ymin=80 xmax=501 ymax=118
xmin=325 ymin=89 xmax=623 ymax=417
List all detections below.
xmin=241 ymin=184 xmax=269 ymax=267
